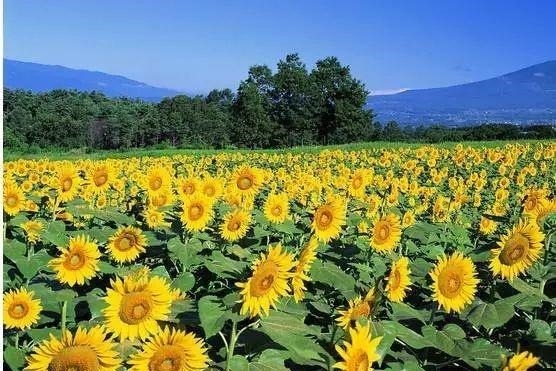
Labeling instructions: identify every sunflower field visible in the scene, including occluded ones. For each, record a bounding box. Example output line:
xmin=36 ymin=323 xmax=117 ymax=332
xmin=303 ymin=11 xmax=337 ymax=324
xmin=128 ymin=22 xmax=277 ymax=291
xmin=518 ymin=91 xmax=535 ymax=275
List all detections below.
xmin=3 ymin=142 xmax=556 ymax=371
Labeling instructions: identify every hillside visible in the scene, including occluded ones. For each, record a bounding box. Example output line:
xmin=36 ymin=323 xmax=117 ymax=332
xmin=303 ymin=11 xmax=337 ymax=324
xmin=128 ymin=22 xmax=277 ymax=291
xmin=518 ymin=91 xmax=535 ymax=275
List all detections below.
xmin=3 ymin=59 xmax=181 ymax=101
xmin=367 ymin=61 xmax=556 ymax=125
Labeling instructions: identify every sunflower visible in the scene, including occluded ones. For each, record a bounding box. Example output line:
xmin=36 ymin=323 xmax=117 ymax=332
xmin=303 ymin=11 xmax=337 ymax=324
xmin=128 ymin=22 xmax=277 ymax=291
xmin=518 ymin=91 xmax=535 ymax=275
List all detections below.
xmin=524 ymin=198 xmax=556 ymax=226
xmin=333 ymin=322 xmax=382 ymax=371
xmin=236 ymin=244 xmax=296 ymax=317
xmin=263 ymin=192 xmax=290 ymax=224
xmin=49 ymin=234 xmax=100 ymax=286
xmin=220 ymin=209 xmax=251 ymax=242
xmin=3 ymin=287 xmax=42 ymax=330
xmin=501 ymin=351 xmax=539 ymax=371
xmin=522 ymin=189 xmax=547 ymax=215
xmin=24 ymin=325 xmax=120 ymax=371
xmin=385 ymin=257 xmax=411 ymax=303
xmin=128 ymin=327 xmax=209 ymax=371
xmin=107 ymin=226 xmax=147 ymax=263
xmin=103 ymin=274 xmax=174 ymax=340
xmin=176 ymin=177 xmax=199 ymax=198
xmin=479 ymin=216 xmax=498 ymax=235
xmin=336 ymin=287 xmax=376 ymax=329
xmin=311 ymin=197 xmax=346 ymax=243
xmin=149 ymin=189 xmax=174 ymax=208
xmin=181 ymin=194 xmax=214 ymax=232
xmin=490 ymin=220 xmax=545 ymax=281
xmin=370 ymin=213 xmax=402 ymax=253
xmin=88 ymin=162 xmax=114 ymax=193
xmin=348 ymin=169 xmax=370 ymax=199
xmin=201 ymin=176 xmax=223 ymax=200
xmin=21 ymin=219 xmax=44 ymax=244
xmin=3 ymin=181 xmax=26 ymax=216
xmin=291 ymin=237 xmax=319 ymax=302
xmin=430 ymin=252 xmax=479 ymax=313
xmin=232 ymin=166 xmax=263 ymax=198
xmin=143 ymin=207 xmax=169 ymax=229
xmin=144 ymin=167 xmax=172 ymax=196
xmin=57 ymin=164 xmax=82 ymax=203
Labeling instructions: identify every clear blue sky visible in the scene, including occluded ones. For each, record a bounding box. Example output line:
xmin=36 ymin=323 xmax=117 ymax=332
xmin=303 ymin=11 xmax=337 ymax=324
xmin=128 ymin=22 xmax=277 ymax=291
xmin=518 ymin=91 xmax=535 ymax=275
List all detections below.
xmin=4 ymin=0 xmax=556 ymax=94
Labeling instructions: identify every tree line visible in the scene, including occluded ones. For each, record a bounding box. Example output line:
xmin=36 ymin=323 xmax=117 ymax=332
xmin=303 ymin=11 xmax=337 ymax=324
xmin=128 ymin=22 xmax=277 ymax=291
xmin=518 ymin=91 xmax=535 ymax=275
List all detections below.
xmin=3 ymin=53 xmax=555 ymax=152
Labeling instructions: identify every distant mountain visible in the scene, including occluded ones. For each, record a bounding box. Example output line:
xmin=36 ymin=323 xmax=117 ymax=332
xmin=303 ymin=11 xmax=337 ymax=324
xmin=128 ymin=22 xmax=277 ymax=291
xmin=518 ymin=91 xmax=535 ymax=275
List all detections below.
xmin=3 ymin=59 xmax=182 ymax=101
xmin=367 ymin=61 xmax=556 ymax=125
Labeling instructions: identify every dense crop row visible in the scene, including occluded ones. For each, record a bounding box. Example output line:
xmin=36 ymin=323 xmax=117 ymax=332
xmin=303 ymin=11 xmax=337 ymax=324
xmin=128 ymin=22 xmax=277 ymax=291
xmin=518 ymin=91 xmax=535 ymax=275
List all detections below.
xmin=3 ymin=143 xmax=556 ymax=370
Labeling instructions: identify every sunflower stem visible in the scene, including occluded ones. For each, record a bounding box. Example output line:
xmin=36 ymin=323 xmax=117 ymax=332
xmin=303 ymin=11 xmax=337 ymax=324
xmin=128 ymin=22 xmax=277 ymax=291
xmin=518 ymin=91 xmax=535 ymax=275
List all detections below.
xmin=543 ymin=232 xmax=553 ymax=266
xmin=14 ymin=332 xmax=20 ymax=349
xmin=225 ymin=321 xmax=238 ymax=371
xmin=60 ymin=301 xmax=67 ymax=334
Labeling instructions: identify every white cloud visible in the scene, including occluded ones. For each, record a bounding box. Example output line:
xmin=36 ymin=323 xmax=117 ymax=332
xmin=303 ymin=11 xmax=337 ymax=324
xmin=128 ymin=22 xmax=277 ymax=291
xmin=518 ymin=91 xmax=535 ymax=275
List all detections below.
xmin=368 ymin=88 xmax=409 ymax=96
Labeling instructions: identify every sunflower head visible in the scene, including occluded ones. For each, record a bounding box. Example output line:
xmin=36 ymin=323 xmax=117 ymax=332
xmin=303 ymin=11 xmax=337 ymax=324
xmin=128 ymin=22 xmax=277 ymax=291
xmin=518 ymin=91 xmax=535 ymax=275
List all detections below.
xmin=430 ymin=252 xmax=479 ymax=313
xmin=232 ymin=166 xmax=263 ymax=198
xmin=312 ymin=197 xmax=346 ymax=243
xmin=128 ymin=326 xmax=209 ymax=371
xmin=3 ymin=287 xmax=42 ymax=330
xmin=3 ymin=181 xmax=26 ymax=216
xmin=236 ymin=244 xmax=296 ymax=317
xmin=220 ymin=209 xmax=251 ymax=242
xmin=490 ymin=220 xmax=545 ymax=281
xmin=501 ymin=350 xmax=539 ymax=371
xmin=370 ymin=213 xmax=402 ymax=253
xmin=337 ymin=287 xmax=376 ymax=329
xmin=49 ymin=234 xmax=100 ymax=286
xmin=291 ymin=237 xmax=319 ymax=302
xmin=57 ymin=164 xmax=82 ymax=202
xmin=263 ymin=192 xmax=290 ymax=224
xmin=107 ymin=226 xmax=147 ymax=263
xmin=24 ymin=325 xmax=120 ymax=371
xmin=386 ymin=257 xmax=411 ymax=303
xmin=21 ymin=219 xmax=44 ymax=244
xmin=333 ymin=322 xmax=382 ymax=371
xmin=181 ymin=194 xmax=214 ymax=232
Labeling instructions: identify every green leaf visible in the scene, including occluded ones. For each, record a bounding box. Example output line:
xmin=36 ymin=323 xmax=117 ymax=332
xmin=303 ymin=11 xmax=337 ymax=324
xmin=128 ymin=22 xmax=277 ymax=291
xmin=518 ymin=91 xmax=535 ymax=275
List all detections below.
xmin=442 ymin=324 xmax=466 ymax=340
xmin=3 ymin=239 xmax=27 ymax=263
xmin=421 ymin=325 xmax=456 ymax=354
xmin=172 ymin=272 xmax=195 ymax=292
xmin=16 ymin=250 xmax=51 ymax=279
xmin=529 ymin=319 xmax=554 ymax=343
xmin=388 ymin=302 xmax=428 ymax=324
xmin=42 ymin=220 xmax=68 ymax=246
xmin=381 ymin=321 xmax=431 ymax=349
xmin=459 ymin=338 xmax=506 ymax=368
xmin=167 ymin=237 xmax=202 ymax=268
xmin=251 ymin=349 xmax=289 ymax=371
xmin=197 ymin=295 xmax=227 ymax=338
xmin=4 ymin=345 xmax=26 ymax=371
xmin=310 ymin=260 xmax=355 ymax=299
xmin=466 ymin=299 xmax=514 ymax=329
xmin=204 ymin=251 xmax=248 ymax=279
xmin=28 ymin=327 xmax=58 ymax=342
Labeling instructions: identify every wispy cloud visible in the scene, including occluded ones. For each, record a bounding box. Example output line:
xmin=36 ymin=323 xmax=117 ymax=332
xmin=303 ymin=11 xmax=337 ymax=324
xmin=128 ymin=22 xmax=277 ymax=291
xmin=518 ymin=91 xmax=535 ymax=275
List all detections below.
xmin=368 ymin=88 xmax=409 ymax=96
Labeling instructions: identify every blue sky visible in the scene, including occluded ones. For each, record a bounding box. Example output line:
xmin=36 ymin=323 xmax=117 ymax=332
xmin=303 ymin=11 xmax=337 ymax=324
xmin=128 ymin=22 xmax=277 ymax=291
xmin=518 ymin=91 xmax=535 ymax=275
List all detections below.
xmin=4 ymin=0 xmax=556 ymax=94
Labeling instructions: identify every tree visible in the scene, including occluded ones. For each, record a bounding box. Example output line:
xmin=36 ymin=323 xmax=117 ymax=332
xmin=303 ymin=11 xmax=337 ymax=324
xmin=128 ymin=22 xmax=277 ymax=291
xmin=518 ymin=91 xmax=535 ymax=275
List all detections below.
xmin=311 ymin=57 xmax=372 ymax=145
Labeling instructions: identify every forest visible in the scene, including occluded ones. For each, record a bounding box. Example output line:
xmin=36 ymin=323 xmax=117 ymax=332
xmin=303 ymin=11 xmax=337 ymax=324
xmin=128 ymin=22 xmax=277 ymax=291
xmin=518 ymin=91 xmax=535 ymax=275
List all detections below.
xmin=3 ymin=53 xmax=555 ymax=152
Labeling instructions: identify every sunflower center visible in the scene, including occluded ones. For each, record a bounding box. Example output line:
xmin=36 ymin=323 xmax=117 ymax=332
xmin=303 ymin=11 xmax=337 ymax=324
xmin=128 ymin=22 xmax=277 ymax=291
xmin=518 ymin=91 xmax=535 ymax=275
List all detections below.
xmin=116 ymin=234 xmax=136 ymax=251
xmin=525 ymin=197 xmax=537 ymax=211
xmin=352 ymin=177 xmax=362 ymax=189
xmin=228 ymin=220 xmax=241 ymax=232
xmin=150 ymin=177 xmax=162 ymax=191
xmin=184 ymin=184 xmax=194 ymax=194
xmin=500 ymin=233 xmax=529 ymax=265
xmin=438 ymin=269 xmax=462 ymax=298
xmin=204 ymin=185 xmax=215 ymax=196
xmin=8 ymin=302 xmax=29 ymax=319
xmin=250 ymin=261 xmax=278 ymax=297
xmin=119 ymin=291 xmax=152 ymax=324
xmin=148 ymin=344 xmax=184 ymax=371
xmin=93 ymin=170 xmax=108 ymax=186
xmin=64 ymin=251 xmax=86 ymax=270
xmin=348 ymin=349 xmax=369 ymax=371
xmin=48 ymin=345 xmax=99 ymax=371
xmin=272 ymin=206 xmax=282 ymax=216
xmin=317 ymin=210 xmax=333 ymax=228
xmin=351 ymin=301 xmax=371 ymax=319
xmin=389 ymin=269 xmax=401 ymax=291
xmin=6 ymin=196 xmax=18 ymax=207
xmin=189 ymin=204 xmax=203 ymax=220
xmin=62 ymin=178 xmax=73 ymax=192
xmin=237 ymin=176 xmax=253 ymax=190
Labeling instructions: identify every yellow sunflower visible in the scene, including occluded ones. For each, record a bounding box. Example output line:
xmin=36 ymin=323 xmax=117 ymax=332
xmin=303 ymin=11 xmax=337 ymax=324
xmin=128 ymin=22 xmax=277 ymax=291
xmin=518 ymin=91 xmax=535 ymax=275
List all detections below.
xmin=333 ymin=322 xmax=382 ymax=371
xmin=312 ymin=197 xmax=346 ymax=243
xmin=336 ymin=287 xmax=376 ymax=329
xmin=3 ymin=181 xmax=26 ymax=216
xmin=128 ymin=326 xmax=209 ymax=371
xmin=501 ymin=351 xmax=539 ymax=371
xmin=181 ymin=194 xmax=214 ymax=232
xmin=263 ymin=192 xmax=290 ymax=224
xmin=144 ymin=167 xmax=172 ymax=196
xmin=103 ymin=274 xmax=174 ymax=340
xmin=220 ymin=209 xmax=251 ymax=242
xmin=143 ymin=207 xmax=169 ymax=229
xmin=385 ymin=257 xmax=411 ymax=303
xmin=176 ymin=177 xmax=199 ymax=198
xmin=430 ymin=252 xmax=479 ymax=313
xmin=107 ymin=226 xmax=147 ymax=263
xmin=236 ymin=244 xmax=296 ymax=317
xmin=522 ymin=189 xmax=547 ymax=215
xmin=201 ymin=176 xmax=223 ymax=200
xmin=24 ymin=325 xmax=120 ymax=371
xmin=291 ymin=237 xmax=319 ymax=302
xmin=3 ymin=287 xmax=42 ymax=330
xmin=232 ymin=166 xmax=263 ymax=198
xmin=21 ymin=219 xmax=44 ymax=244
xmin=370 ymin=213 xmax=402 ymax=253
xmin=479 ymin=216 xmax=498 ymax=235
xmin=49 ymin=234 xmax=100 ymax=286
xmin=88 ymin=162 xmax=114 ymax=193
xmin=490 ymin=220 xmax=545 ymax=281
xmin=524 ymin=198 xmax=556 ymax=226
xmin=57 ymin=164 xmax=82 ymax=203
xmin=348 ymin=169 xmax=370 ymax=199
